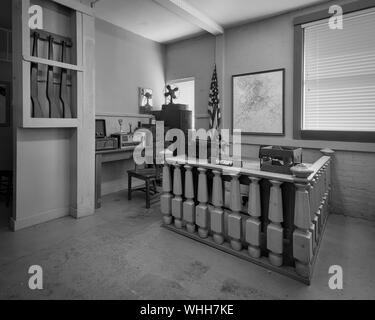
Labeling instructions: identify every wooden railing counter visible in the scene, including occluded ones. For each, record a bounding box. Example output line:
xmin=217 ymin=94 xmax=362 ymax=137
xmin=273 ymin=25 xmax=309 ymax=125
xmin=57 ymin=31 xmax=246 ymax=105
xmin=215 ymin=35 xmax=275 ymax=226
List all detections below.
xmin=161 ymin=149 xmax=335 ymax=284
xmin=165 ymin=156 xmax=297 ymax=183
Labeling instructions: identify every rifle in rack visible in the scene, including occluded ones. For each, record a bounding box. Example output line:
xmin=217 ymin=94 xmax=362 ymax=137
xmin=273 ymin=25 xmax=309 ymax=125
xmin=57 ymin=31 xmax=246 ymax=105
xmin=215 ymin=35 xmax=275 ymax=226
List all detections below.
xmin=30 ymin=32 xmax=44 ymax=118
xmin=46 ymin=35 xmax=63 ymax=118
xmin=60 ymin=41 xmax=72 ymax=118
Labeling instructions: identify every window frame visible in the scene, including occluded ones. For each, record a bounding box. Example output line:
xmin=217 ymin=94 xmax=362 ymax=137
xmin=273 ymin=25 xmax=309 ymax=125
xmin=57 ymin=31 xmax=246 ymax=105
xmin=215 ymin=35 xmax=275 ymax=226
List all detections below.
xmin=293 ymin=0 xmax=375 ymax=142
xmin=166 ymin=77 xmax=195 ymax=129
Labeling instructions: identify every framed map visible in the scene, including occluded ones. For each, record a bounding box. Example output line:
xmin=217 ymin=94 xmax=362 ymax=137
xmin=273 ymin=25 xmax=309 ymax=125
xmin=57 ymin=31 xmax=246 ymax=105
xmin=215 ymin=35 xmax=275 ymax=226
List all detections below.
xmin=232 ymin=69 xmax=285 ymax=135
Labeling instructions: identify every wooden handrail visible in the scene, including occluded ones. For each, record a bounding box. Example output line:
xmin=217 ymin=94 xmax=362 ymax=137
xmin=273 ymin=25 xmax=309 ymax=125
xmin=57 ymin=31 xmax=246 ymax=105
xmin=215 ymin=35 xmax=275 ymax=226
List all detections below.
xmin=165 ymin=156 xmax=296 ymax=183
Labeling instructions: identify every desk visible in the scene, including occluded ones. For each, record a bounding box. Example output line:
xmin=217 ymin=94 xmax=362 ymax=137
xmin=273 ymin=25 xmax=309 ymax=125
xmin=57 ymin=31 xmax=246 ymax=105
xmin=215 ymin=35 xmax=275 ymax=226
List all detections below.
xmin=95 ymin=147 xmax=136 ymax=208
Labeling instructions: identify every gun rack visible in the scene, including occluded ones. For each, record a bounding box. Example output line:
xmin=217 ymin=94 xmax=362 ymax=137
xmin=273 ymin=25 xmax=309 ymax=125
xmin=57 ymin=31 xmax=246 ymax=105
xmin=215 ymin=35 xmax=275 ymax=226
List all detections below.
xmin=31 ymin=30 xmax=73 ymax=48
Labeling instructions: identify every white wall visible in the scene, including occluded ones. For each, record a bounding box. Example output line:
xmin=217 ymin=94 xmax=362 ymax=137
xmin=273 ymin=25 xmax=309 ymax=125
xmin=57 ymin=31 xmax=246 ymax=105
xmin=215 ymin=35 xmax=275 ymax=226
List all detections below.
xmin=95 ymin=19 xmax=165 ymax=195
xmin=96 ymin=18 xmax=165 ymax=114
xmin=166 ymin=34 xmax=215 ymax=130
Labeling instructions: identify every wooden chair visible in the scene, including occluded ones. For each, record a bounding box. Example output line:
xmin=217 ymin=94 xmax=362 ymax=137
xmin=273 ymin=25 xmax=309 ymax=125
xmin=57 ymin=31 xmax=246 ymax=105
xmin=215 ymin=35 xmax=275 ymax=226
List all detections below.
xmin=127 ymin=164 xmax=161 ymax=209
xmin=0 ymin=170 xmax=12 ymax=207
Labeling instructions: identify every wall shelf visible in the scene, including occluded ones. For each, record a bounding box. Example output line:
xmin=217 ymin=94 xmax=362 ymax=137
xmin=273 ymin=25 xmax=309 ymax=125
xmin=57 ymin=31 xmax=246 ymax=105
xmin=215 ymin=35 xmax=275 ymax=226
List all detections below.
xmin=96 ymin=112 xmax=153 ymax=119
xmin=22 ymin=118 xmax=78 ymax=128
xmin=23 ymin=54 xmax=84 ymax=72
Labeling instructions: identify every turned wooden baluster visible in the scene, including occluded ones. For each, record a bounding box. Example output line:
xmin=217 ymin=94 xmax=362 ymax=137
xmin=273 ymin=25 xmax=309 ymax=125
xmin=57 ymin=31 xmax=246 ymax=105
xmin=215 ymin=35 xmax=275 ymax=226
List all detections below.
xmin=246 ymin=177 xmax=262 ymax=258
xmin=211 ymin=170 xmax=224 ymax=244
xmin=161 ymin=164 xmax=173 ymax=225
xmin=308 ymin=178 xmax=317 ymax=250
xmin=228 ymin=173 xmax=242 ymax=251
xmin=183 ymin=165 xmax=196 ymax=233
xmin=171 ymin=164 xmax=183 ymax=228
xmin=320 ymin=165 xmax=328 ymax=226
xmin=322 ymin=162 xmax=330 ymax=224
xmin=293 ymin=181 xmax=313 ymax=277
xmin=196 ymin=167 xmax=209 ymax=238
xmin=317 ymin=169 xmax=325 ymax=232
xmin=267 ymin=180 xmax=284 ymax=266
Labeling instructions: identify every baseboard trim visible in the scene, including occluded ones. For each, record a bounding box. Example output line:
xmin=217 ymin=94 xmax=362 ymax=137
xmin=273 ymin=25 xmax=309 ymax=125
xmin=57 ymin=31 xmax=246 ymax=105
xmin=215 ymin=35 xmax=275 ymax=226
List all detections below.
xmin=10 ymin=207 xmax=70 ymax=231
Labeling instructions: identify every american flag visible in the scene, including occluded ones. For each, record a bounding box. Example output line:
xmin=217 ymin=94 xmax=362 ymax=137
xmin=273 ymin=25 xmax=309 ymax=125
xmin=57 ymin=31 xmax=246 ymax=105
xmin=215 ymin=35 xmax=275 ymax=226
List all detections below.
xmin=208 ymin=65 xmax=221 ymax=130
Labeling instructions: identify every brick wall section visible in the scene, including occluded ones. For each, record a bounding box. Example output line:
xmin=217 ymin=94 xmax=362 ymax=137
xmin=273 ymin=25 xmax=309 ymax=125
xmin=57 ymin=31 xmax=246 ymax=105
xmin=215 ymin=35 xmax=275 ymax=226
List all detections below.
xmin=330 ymin=151 xmax=375 ymax=220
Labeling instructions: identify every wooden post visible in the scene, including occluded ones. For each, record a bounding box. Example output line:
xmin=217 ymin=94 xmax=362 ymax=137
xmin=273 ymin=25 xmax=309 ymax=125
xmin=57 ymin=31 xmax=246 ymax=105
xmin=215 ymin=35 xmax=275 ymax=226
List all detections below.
xmin=172 ymin=164 xmax=183 ymax=228
xmin=309 ymin=177 xmax=318 ymax=249
xmin=321 ymin=163 xmax=329 ymax=224
xmin=317 ymin=170 xmax=324 ymax=233
xmin=211 ymin=170 xmax=224 ymax=244
xmin=196 ymin=167 xmax=209 ymax=238
xmin=228 ymin=173 xmax=242 ymax=251
xmin=245 ymin=177 xmax=262 ymax=258
xmin=293 ymin=182 xmax=313 ymax=277
xmin=183 ymin=165 xmax=196 ymax=233
xmin=161 ymin=163 xmax=173 ymax=225
xmin=320 ymin=148 xmax=335 ymax=225
xmin=267 ymin=180 xmax=284 ymax=266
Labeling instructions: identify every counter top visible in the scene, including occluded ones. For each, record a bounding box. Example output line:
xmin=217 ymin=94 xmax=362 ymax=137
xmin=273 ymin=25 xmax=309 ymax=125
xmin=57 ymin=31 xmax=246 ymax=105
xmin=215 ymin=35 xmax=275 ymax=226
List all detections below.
xmin=165 ymin=156 xmax=298 ymax=183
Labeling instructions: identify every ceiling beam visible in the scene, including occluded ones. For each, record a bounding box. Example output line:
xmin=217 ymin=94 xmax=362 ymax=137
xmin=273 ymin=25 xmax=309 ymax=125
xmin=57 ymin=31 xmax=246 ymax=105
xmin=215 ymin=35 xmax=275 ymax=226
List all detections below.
xmin=153 ymin=0 xmax=224 ymax=35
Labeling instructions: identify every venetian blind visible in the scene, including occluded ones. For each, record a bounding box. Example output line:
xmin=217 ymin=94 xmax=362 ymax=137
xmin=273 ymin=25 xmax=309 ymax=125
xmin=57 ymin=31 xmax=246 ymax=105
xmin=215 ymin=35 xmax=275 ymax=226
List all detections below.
xmin=302 ymin=8 xmax=375 ymax=131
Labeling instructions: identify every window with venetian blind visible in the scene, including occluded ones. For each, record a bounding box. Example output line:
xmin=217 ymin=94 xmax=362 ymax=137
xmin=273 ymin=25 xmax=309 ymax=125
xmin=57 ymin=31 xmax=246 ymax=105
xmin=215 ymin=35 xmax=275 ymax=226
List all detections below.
xmin=295 ymin=4 xmax=375 ymax=141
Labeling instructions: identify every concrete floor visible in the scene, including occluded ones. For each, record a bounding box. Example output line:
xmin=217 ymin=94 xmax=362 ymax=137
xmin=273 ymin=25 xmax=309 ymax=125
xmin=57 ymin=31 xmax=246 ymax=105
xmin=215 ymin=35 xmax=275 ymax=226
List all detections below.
xmin=0 ymin=191 xmax=374 ymax=300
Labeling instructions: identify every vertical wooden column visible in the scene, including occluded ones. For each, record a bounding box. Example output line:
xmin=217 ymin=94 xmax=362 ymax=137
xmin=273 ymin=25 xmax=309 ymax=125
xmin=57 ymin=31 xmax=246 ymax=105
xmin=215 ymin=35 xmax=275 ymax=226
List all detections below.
xmin=267 ymin=180 xmax=284 ymax=266
xmin=183 ymin=165 xmax=195 ymax=233
xmin=228 ymin=174 xmax=242 ymax=251
xmin=161 ymin=163 xmax=173 ymax=225
xmin=196 ymin=168 xmax=209 ymax=238
xmin=72 ymin=12 xmax=96 ymax=218
xmin=319 ymin=168 xmax=326 ymax=228
xmin=211 ymin=170 xmax=224 ymax=244
xmin=309 ymin=177 xmax=318 ymax=249
xmin=321 ymin=163 xmax=329 ymax=224
xmin=293 ymin=182 xmax=313 ymax=277
xmin=316 ymin=168 xmax=324 ymax=236
xmin=171 ymin=164 xmax=183 ymax=228
xmin=321 ymin=148 xmax=334 ymax=220
xmin=245 ymin=177 xmax=262 ymax=258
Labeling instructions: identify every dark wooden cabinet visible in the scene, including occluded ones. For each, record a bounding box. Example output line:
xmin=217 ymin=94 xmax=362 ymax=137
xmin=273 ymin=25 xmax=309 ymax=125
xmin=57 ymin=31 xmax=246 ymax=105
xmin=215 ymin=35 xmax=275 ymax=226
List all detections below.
xmin=151 ymin=104 xmax=192 ymax=134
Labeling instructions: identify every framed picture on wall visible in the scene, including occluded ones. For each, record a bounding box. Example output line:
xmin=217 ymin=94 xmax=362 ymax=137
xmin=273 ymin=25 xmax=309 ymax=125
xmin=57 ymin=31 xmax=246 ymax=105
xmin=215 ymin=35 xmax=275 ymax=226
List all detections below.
xmin=232 ymin=69 xmax=285 ymax=136
xmin=138 ymin=87 xmax=153 ymax=114
xmin=0 ymin=81 xmax=10 ymax=127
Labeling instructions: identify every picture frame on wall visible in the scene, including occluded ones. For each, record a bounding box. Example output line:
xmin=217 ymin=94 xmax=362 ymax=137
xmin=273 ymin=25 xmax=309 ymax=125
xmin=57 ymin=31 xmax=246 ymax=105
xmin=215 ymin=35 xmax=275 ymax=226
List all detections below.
xmin=138 ymin=87 xmax=153 ymax=114
xmin=0 ymin=81 xmax=10 ymax=127
xmin=232 ymin=68 xmax=285 ymax=136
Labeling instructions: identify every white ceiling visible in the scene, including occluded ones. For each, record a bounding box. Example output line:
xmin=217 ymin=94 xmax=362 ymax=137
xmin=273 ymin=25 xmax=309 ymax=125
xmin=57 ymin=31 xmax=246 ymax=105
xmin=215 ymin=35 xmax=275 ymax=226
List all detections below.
xmin=93 ymin=0 xmax=329 ymax=43
xmin=94 ymin=0 xmax=203 ymax=43
xmin=186 ymin=0 xmax=328 ymax=28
